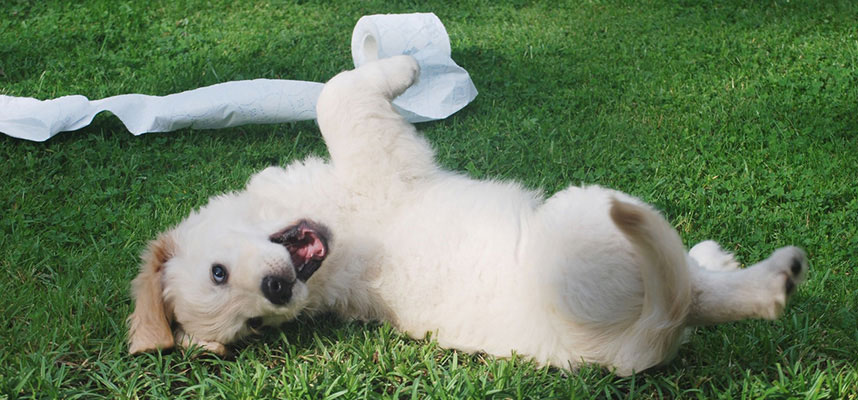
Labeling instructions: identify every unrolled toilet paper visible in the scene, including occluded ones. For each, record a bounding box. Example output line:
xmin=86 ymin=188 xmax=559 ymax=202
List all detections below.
xmin=0 ymin=13 xmax=477 ymax=142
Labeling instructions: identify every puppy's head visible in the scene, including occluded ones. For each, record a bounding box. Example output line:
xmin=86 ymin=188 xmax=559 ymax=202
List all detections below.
xmin=127 ymin=193 xmax=330 ymax=355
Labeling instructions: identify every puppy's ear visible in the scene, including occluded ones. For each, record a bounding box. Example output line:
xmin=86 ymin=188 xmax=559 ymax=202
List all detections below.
xmin=127 ymin=232 xmax=177 ymax=354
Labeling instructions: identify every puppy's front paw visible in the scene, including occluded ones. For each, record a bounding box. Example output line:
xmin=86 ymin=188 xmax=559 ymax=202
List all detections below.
xmin=175 ymin=330 xmax=228 ymax=356
xmin=759 ymin=246 xmax=808 ymax=319
xmin=377 ymin=55 xmax=420 ymax=98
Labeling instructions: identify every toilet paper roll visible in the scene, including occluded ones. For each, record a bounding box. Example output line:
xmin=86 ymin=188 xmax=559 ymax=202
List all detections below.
xmin=352 ymin=13 xmax=478 ymax=123
xmin=0 ymin=12 xmax=477 ymax=142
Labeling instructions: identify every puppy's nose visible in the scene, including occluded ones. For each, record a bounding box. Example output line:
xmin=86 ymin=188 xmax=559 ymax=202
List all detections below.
xmin=261 ymin=275 xmax=293 ymax=305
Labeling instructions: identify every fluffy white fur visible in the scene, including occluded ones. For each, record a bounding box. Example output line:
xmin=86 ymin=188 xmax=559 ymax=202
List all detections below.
xmin=128 ymin=56 xmax=808 ymax=375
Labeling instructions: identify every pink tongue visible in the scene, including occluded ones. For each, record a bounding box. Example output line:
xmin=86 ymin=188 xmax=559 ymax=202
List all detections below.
xmin=289 ymin=229 xmax=326 ymax=267
xmin=300 ymin=234 xmax=326 ymax=258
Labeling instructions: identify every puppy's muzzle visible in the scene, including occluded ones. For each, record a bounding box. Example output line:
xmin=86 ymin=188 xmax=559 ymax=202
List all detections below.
xmin=261 ymin=275 xmax=293 ymax=305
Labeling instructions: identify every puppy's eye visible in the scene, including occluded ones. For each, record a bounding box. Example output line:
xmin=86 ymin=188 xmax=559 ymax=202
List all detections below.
xmin=211 ymin=264 xmax=229 ymax=284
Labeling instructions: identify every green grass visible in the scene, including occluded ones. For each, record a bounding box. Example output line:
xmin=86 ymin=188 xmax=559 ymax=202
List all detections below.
xmin=2 ymin=0 xmax=857 ymax=398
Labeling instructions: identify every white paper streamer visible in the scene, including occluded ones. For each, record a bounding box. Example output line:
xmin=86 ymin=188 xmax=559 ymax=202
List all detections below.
xmin=0 ymin=12 xmax=477 ymax=142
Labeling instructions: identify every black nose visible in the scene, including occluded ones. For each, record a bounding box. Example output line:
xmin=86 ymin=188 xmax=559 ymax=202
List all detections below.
xmin=261 ymin=275 xmax=293 ymax=305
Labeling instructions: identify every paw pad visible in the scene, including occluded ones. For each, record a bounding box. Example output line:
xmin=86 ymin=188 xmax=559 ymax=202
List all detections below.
xmin=790 ymin=258 xmax=803 ymax=276
xmin=785 ymin=277 xmax=796 ymax=295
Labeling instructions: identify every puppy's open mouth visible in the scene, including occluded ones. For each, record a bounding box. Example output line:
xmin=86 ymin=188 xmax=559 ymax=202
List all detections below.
xmin=269 ymin=219 xmax=331 ymax=282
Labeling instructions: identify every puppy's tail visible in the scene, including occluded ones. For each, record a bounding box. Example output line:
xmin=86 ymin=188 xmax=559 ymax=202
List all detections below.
xmin=609 ymin=198 xmax=691 ymax=372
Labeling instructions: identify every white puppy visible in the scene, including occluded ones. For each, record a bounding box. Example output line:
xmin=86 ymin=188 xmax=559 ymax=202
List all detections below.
xmin=128 ymin=56 xmax=808 ymax=375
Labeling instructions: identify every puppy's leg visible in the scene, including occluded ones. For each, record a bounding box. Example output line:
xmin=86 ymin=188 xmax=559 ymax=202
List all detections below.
xmin=689 ymin=240 xmax=739 ymax=271
xmin=316 ymin=56 xmax=438 ymax=188
xmin=688 ymin=246 xmax=808 ymax=325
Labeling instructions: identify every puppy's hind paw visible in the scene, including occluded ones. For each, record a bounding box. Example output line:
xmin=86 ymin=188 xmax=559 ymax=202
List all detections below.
xmin=770 ymin=246 xmax=808 ymax=291
xmin=759 ymin=246 xmax=809 ymax=319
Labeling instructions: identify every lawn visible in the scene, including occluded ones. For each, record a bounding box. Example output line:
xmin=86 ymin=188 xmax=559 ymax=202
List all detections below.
xmin=1 ymin=0 xmax=857 ymax=398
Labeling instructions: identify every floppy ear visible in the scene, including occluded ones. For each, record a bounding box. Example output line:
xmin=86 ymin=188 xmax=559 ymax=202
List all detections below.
xmin=127 ymin=232 xmax=177 ymax=354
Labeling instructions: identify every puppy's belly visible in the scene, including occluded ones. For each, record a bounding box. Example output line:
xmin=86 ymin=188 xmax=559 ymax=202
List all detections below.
xmin=368 ymin=177 xmax=552 ymax=353
xmin=356 ymin=179 xmax=650 ymax=364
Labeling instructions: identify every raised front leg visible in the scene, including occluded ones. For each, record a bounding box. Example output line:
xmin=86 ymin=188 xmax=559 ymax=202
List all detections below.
xmin=316 ymin=56 xmax=438 ymax=191
xmin=688 ymin=246 xmax=808 ymax=325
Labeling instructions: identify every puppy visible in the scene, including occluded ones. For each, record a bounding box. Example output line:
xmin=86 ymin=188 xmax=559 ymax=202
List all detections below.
xmin=128 ymin=56 xmax=808 ymax=375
